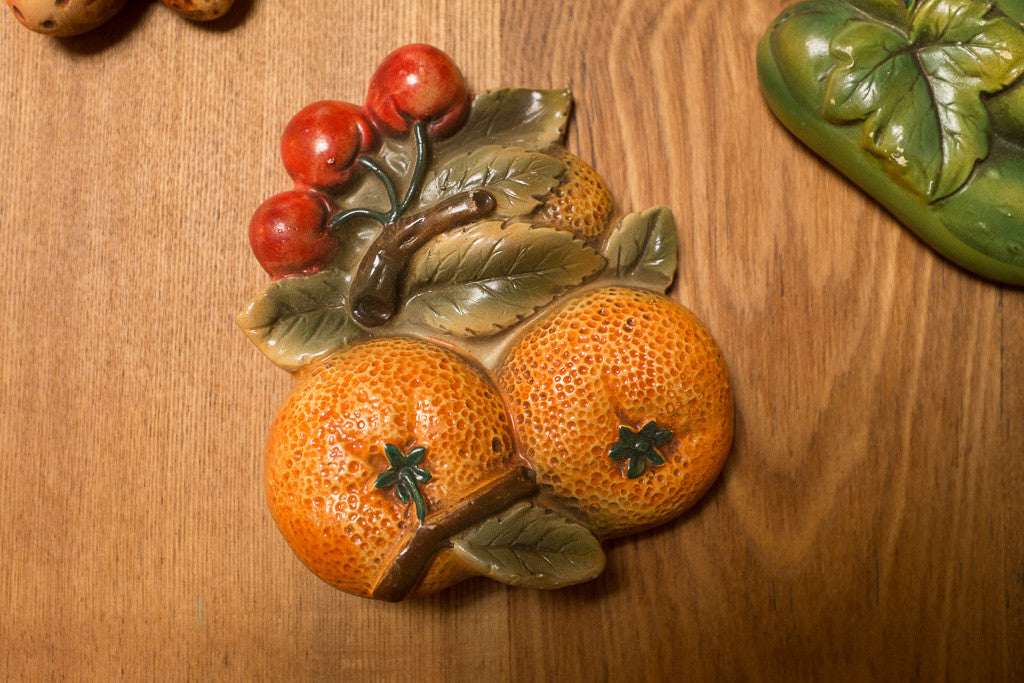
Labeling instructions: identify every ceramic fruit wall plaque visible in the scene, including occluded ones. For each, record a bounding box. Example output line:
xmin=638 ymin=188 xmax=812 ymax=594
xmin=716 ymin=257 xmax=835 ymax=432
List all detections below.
xmin=238 ymin=44 xmax=735 ymax=601
xmin=759 ymin=0 xmax=1024 ymax=285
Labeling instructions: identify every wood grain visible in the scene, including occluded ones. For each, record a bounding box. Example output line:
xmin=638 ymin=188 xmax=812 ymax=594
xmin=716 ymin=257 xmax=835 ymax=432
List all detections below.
xmin=1 ymin=0 xmax=1021 ymax=679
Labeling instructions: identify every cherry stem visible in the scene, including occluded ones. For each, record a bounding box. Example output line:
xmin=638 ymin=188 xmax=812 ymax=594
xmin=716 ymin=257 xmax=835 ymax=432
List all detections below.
xmin=393 ymin=121 xmax=429 ymax=220
xmin=326 ymin=120 xmax=432 ymax=232
xmin=359 ymin=157 xmax=400 ymax=214
xmin=327 ymin=206 xmax=390 ymax=229
xmin=349 ymin=189 xmax=497 ymax=328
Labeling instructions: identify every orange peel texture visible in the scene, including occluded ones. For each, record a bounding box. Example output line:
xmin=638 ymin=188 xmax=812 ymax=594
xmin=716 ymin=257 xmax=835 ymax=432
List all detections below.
xmin=497 ymin=286 xmax=734 ymax=539
xmin=265 ymin=337 xmax=521 ymax=598
xmin=536 ymin=149 xmax=616 ymax=244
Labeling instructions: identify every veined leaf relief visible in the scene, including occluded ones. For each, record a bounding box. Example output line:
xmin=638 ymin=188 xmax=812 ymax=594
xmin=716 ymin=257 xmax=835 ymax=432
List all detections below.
xmin=601 ymin=206 xmax=678 ymax=292
xmin=399 ymin=221 xmax=606 ymax=337
xmin=435 ymin=89 xmax=573 ymax=159
xmin=821 ymin=0 xmax=1024 ymax=200
xmin=418 ymin=145 xmax=567 ymax=217
xmin=236 ymin=270 xmax=364 ymax=372
xmin=450 ymin=501 xmax=606 ymax=589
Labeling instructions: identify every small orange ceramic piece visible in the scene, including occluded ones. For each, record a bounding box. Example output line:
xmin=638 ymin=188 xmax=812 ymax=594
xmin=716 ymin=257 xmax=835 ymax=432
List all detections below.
xmin=535 ymin=149 xmax=617 ymax=244
xmin=264 ymin=337 xmax=537 ymax=600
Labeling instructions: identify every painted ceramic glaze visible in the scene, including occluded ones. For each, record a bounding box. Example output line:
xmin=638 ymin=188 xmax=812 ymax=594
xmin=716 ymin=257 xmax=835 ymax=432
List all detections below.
xmin=5 ymin=0 xmax=233 ymax=35
xmin=759 ymin=0 xmax=1024 ymax=285
xmin=238 ymin=44 xmax=734 ymax=600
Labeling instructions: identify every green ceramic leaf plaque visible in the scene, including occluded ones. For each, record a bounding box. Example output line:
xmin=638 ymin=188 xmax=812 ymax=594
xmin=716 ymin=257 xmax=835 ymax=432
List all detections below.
xmin=759 ymin=0 xmax=1024 ymax=284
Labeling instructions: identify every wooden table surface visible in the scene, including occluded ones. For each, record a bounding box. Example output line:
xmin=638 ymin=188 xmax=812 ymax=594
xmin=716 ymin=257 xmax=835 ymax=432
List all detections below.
xmin=2 ymin=0 xmax=1021 ymax=679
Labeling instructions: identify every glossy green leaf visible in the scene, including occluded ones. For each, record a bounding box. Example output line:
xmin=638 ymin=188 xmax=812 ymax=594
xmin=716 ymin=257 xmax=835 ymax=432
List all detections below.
xmin=399 ymin=221 xmax=606 ymax=337
xmin=601 ymin=206 xmax=678 ymax=291
xmin=821 ymin=0 xmax=1024 ymax=200
xmin=934 ymin=145 xmax=1024 ymax=268
xmin=994 ymin=0 xmax=1024 ymax=24
xmin=328 ymin=219 xmax=381 ymax=276
xmin=435 ymin=89 xmax=572 ymax=159
xmin=763 ymin=1 xmax=864 ymax=111
xmin=418 ymin=145 xmax=566 ymax=216
xmin=759 ymin=0 xmax=1024 ymax=283
xmin=236 ymin=270 xmax=364 ymax=372
xmin=846 ymin=0 xmax=914 ymax=23
xmin=450 ymin=501 xmax=606 ymax=589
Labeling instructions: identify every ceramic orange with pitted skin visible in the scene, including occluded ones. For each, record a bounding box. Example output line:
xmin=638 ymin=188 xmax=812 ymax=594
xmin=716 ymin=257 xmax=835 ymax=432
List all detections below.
xmin=497 ymin=286 xmax=733 ymax=539
xmin=265 ymin=337 xmax=536 ymax=600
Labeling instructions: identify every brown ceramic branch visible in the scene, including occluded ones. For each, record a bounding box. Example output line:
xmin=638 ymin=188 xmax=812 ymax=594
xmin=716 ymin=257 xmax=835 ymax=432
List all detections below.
xmin=349 ymin=189 xmax=497 ymax=327
xmin=371 ymin=466 xmax=538 ymax=601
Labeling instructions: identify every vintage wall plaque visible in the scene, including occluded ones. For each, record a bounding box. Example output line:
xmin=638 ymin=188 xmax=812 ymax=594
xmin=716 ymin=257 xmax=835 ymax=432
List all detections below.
xmin=238 ymin=44 xmax=734 ymax=600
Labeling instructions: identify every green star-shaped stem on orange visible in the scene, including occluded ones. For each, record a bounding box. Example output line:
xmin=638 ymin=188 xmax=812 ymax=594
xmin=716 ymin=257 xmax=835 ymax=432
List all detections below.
xmin=374 ymin=443 xmax=432 ymax=521
xmin=609 ymin=421 xmax=673 ymax=478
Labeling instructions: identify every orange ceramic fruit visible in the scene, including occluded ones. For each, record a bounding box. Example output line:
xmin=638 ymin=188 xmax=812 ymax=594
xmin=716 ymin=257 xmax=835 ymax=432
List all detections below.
xmin=497 ymin=286 xmax=733 ymax=538
xmin=265 ymin=336 xmax=533 ymax=600
xmin=536 ymin=149 xmax=616 ymax=244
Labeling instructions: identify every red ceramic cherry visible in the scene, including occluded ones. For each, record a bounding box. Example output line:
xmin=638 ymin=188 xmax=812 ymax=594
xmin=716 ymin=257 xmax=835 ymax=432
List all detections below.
xmin=280 ymin=101 xmax=377 ymax=193
xmin=365 ymin=44 xmax=470 ymax=138
xmin=249 ymin=190 xmax=338 ymax=279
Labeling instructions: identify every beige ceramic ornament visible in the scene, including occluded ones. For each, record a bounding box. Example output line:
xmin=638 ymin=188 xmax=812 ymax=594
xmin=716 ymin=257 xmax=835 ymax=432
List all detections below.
xmin=4 ymin=0 xmax=234 ymax=35
xmin=5 ymin=0 xmax=125 ymax=36
xmin=159 ymin=0 xmax=233 ymax=22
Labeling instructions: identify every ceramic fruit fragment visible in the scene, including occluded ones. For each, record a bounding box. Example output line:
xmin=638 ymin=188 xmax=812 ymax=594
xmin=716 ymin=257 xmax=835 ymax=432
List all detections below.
xmin=280 ymin=101 xmax=378 ymax=193
xmin=160 ymin=0 xmax=234 ymax=21
xmin=5 ymin=0 xmax=125 ymax=36
xmin=239 ymin=44 xmax=733 ymax=599
xmin=366 ymin=43 xmax=470 ymax=137
xmin=5 ymin=0 xmax=233 ymax=35
xmin=758 ymin=0 xmax=1024 ymax=285
xmin=535 ymin=148 xmax=617 ymax=244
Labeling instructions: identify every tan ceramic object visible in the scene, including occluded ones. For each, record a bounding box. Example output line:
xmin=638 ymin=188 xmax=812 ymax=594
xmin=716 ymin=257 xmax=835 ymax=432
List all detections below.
xmin=5 ymin=0 xmax=125 ymax=36
xmin=5 ymin=0 xmax=234 ymax=35
xmin=160 ymin=0 xmax=234 ymax=22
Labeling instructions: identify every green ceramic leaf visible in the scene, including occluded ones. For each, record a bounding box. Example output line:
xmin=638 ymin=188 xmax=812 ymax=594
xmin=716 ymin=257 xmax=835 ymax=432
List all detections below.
xmin=435 ymin=89 xmax=573 ymax=159
xmin=328 ymin=219 xmax=382 ymax=276
xmin=846 ymin=0 xmax=913 ymax=23
xmin=236 ymin=270 xmax=364 ymax=372
xmin=417 ymin=145 xmax=566 ymax=216
xmin=601 ymin=206 xmax=678 ymax=292
xmin=765 ymin=1 xmax=865 ymax=112
xmin=821 ymin=1 xmax=1024 ymax=200
xmin=934 ymin=147 xmax=1024 ymax=265
xmin=450 ymin=501 xmax=606 ymax=589
xmin=759 ymin=0 xmax=1024 ymax=283
xmin=994 ymin=0 xmax=1024 ymax=24
xmin=399 ymin=221 xmax=606 ymax=336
